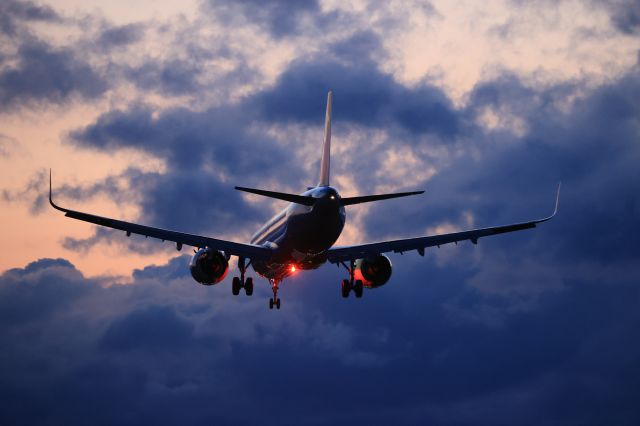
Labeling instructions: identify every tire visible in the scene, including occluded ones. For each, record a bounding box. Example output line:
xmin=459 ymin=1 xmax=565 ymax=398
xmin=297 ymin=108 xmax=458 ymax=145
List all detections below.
xmin=354 ymin=280 xmax=363 ymax=298
xmin=245 ymin=277 xmax=253 ymax=296
xmin=232 ymin=277 xmax=241 ymax=296
xmin=276 ymin=298 xmax=281 ymax=309
xmin=269 ymin=298 xmax=274 ymax=309
xmin=341 ymin=279 xmax=350 ymax=298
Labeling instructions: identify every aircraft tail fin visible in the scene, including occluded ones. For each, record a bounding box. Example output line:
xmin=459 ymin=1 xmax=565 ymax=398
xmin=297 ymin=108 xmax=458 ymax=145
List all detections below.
xmin=318 ymin=91 xmax=332 ymax=187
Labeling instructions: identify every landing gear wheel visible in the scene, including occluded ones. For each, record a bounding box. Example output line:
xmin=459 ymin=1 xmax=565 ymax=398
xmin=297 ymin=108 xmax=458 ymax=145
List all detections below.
xmin=341 ymin=279 xmax=351 ymax=298
xmin=354 ymin=280 xmax=363 ymax=298
xmin=269 ymin=279 xmax=281 ymax=310
xmin=244 ymin=277 xmax=254 ymax=296
xmin=232 ymin=277 xmax=241 ymax=296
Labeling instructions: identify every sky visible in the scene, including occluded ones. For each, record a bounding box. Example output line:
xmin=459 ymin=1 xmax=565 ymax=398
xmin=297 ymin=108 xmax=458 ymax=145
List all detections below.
xmin=1 ymin=0 xmax=640 ymax=424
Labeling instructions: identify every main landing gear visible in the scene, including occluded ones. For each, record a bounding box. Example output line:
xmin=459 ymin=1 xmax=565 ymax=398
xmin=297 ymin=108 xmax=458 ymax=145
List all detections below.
xmin=269 ymin=279 xmax=281 ymax=310
xmin=232 ymin=257 xmax=253 ymax=296
xmin=341 ymin=259 xmax=363 ymax=298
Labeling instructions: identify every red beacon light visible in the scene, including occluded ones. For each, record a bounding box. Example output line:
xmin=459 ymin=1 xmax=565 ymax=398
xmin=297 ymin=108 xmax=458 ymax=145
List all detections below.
xmin=290 ymin=265 xmax=296 ymax=273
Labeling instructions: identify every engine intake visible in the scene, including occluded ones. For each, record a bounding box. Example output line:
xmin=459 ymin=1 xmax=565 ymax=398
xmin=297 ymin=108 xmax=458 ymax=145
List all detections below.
xmin=189 ymin=248 xmax=229 ymax=285
xmin=355 ymin=255 xmax=392 ymax=288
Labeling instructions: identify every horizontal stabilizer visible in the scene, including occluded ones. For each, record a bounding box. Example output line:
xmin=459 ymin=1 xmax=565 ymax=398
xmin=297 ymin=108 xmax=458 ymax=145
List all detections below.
xmin=235 ymin=186 xmax=316 ymax=206
xmin=340 ymin=191 xmax=424 ymax=206
xmin=235 ymin=187 xmax=424 ymax=207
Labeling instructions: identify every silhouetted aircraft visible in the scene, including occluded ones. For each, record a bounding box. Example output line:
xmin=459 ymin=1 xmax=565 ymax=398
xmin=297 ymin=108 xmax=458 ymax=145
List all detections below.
xmin=50 ymin=91 xmax=560 ymax=309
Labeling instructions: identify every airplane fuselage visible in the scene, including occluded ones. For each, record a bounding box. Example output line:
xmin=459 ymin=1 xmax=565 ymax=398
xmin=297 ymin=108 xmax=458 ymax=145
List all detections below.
xmin=250 ymin=186 xmax=345 ymax=280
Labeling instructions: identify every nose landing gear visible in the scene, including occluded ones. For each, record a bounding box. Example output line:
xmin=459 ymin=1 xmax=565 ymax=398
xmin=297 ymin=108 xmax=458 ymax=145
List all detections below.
xmin=269 ymin=279 xmax=281 ymax=309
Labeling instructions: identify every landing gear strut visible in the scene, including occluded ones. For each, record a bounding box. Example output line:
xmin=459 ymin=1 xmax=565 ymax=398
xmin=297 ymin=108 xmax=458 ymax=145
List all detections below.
xmin=340 ymin=259 xmax=363 ymax=298
xmin=232 ymin=257 xmax=254 ymax=296
xmin=269 ymin=279 xmax=281 ymax=309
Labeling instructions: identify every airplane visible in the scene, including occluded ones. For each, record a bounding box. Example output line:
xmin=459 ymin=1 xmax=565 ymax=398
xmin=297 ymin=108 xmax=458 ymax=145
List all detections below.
xmin=50 ymin=91 xmax=560 ymax=309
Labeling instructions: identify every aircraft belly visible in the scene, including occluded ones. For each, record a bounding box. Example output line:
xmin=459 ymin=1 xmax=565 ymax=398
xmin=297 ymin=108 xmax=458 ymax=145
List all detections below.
xmin=251 ymin=207 xmax=344 ymax=281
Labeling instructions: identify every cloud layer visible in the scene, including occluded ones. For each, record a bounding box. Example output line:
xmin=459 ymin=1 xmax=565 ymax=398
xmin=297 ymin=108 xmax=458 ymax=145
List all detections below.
xmin=2 ymin=1 xmax=640 ymax=424
xmin=1 ymin=253 xmax=640 ymax=425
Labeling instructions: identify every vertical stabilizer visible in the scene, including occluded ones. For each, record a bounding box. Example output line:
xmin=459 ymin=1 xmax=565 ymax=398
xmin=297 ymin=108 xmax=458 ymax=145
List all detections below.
xmin=318 ymin=91 xmax=332 ymax=187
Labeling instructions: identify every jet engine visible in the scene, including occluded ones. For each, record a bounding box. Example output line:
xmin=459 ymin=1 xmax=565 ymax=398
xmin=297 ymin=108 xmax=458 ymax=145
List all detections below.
xmin=354 ymin=255 xmax=392 ymax=288
xmin=189 ymin=248 xmax=229 ymax=285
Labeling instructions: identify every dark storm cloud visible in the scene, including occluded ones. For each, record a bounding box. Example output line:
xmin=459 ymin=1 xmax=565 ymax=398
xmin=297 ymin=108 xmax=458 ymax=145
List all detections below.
xmin=99 ymin=305 xmax=194 ymax=352
xmin=207 ymin=0 xmax=323 ymax=38
xmin=253 ymin=53 xmax=460 ymax=138
xmin=69 ymin=103 xmax=301 ymax=177
xmin=97 ymin=22 xmax=145 ymax=49
xmin=0 ymin=0 xmax=61 ymax=36
xmin=332 ymin=30 xmax=388 ymax=64
xmin=603 ymin=0 xmax=640 ymax=34
xmin=124 ymin=59 xmax=202 ymax=96
xmin=0 ymin=41 xmax=108 ymax=110
xmin=2 ymin=249 xmax=640 ymax=425
xmin=132 ymin=255 xmax=190 ymax=280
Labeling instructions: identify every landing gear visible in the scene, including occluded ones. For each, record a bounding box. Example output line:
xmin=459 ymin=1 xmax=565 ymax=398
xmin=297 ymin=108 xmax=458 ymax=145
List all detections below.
xmin=340 ymin=259 xmax=364 ymax=299
xmin=245 ymin=277 xmax=253 ymax=296
xmin=341 ymin=279 xmax=350 ymax=298
xmin=232 ymin=257 xmax=254 ymax=296
xmin=232 ymin=276 xmax=241 ymax=295
xmin=341 ymin=279 xmax=363 ymax=298
xmin=269 ymin=297 xmax=281 ymax=309
xmin=354 ymin=280 xmax=363 ymax=298
xmin=269 ymin=279 xmax=281 ymax=310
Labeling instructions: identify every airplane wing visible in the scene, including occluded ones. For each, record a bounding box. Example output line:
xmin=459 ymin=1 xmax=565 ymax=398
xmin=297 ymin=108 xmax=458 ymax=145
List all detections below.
xmin=49 ymin=172 xmax=272 ymax=261
xmin=327 ymin=184 xmax=561 ymax=263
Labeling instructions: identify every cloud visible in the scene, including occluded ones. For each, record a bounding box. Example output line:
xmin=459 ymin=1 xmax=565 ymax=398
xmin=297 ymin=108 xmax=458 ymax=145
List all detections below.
xmin=4 ymin=168 xmax=135 ymax=214
xmin=96 ymin=22 xmax=145 ymax=50
xmin=99 ymin=305 xmax=194 ymax=352
xmin=124 ymin=59 xmax=202 ymax=96
xmin=254 ymin=56 xmax=460 ymax=139
xmin=206 ymin=0 xmax=324 ymax=38
xmin=0 ymin=0 xmax=62 ymax=36
xmin=2 ymin=168 xmax=48 ymax=213
xmin=0 ymin=41 xmax=108 ymax=110
xmin=2 ymin=2 xmax=640 ymax=424
xmin=603 ymin=0 xmax=640 ymax=34
xmin=2 ymin=250 xmax=640 ymax=425
xmin=0 ymin=133 xmax=16 ymax=157
xmin=0 ymin=257 xmax=402 ymax=424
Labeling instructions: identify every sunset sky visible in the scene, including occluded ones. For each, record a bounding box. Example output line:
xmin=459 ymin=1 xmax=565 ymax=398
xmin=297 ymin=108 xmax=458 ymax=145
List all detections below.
xmin=1 ymin=0 xmax=640 ymax=424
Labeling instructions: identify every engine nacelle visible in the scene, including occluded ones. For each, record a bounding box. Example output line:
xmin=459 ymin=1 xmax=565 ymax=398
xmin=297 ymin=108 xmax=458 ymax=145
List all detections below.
xmin=189 ymin=248 xmax=229 ymax=285
xmin=354 ymin=255 xmax=392 ymax=288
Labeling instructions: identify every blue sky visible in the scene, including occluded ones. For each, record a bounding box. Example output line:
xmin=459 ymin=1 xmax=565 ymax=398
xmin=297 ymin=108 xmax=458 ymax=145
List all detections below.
xmin=1 ymin=0 xmax=640 ymax=424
